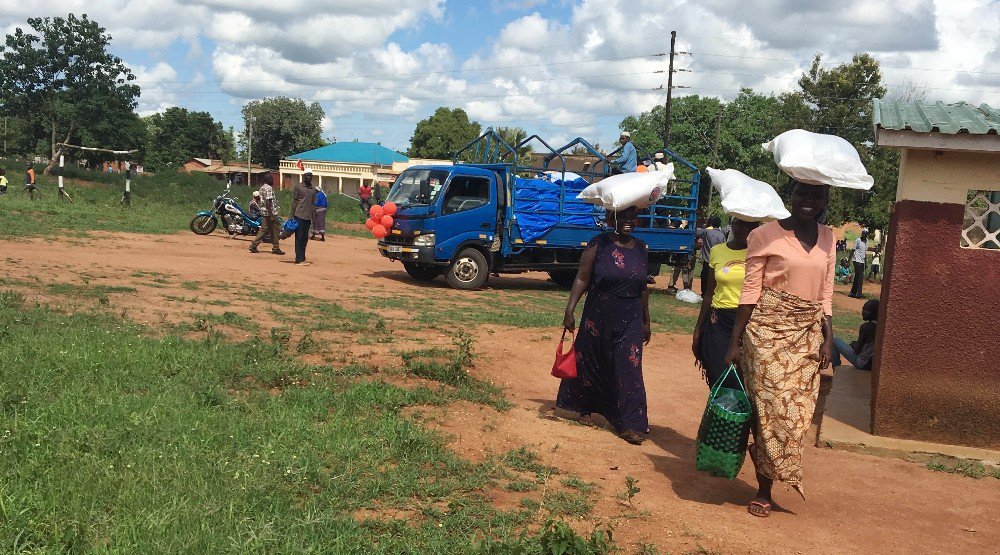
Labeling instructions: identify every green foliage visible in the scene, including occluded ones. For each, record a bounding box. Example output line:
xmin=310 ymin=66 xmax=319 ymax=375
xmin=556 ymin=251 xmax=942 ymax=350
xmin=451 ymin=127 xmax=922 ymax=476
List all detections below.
xmin=399 ymin=333 xmax=509 ymax=410
xmin=498 ymin=126 xmax=533 ymax=162
xmin=144 ymin=107 xmax=235 ymax=172
xmin=241 ymin=97 xmax=325 ymax=168
xmin=0 ymin=14 xmax=140 ymax=169
xmin=478 ymin=519 xmax=614 ymax=554
xmin=408 ymin=107 xmax=482 ymax=159
xmin=0 ymin=164 xmax=365 ymax=238
xmin=0 ymin=293 xmax=582 ymax=552
xmin=622 ymin=476 xmax=641 ymax=507
xmin=926 ymin=459 xmax=1000 ymax=480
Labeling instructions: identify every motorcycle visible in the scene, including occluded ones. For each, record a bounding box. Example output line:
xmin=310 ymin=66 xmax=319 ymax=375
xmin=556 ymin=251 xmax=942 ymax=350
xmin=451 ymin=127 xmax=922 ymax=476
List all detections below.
xmin=190 ymin=188 xmax=278 ymax=237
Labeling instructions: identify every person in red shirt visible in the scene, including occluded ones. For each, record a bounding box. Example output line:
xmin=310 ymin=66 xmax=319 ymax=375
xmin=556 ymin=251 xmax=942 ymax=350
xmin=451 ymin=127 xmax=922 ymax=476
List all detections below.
xmin=358 ymin=182 xmax=373 ymax=215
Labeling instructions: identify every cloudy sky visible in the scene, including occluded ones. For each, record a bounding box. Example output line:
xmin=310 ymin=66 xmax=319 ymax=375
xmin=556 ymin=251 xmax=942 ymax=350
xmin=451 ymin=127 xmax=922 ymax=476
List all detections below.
xmin=2 ymin=0 xmax=997 ymax=152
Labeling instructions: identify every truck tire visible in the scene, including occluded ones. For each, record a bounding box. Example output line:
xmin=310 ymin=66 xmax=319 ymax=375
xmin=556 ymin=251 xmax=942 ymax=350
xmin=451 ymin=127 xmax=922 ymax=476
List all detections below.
xmin=403 ymin=262 xmax=441 ymax=282
xmin=548 ymin=270 xmax=576 ymax=288
xmin=446 ymin=248 xmax=489 ymax=290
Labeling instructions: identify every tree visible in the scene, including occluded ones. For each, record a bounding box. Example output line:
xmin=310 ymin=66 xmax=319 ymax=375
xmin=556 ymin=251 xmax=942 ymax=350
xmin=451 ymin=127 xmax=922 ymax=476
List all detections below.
xmin=144 ymin=107 xmax=234 ymax=172
xmin=0 ymin=14 xmax=140 ymax=174
xmin=78 ymin=108 xmax=147 ymax=168
xmin=497 ymin=126 xmax=533 ymax=162
xmin=240 ymin=97 xmax=324 ymax=169
xmin=408 ymin=107 xmax=481 ymax=160
xmin=620 ymin=97 xmax=724 ymax=167
xmin=0 ymin=115 xmax=35 ymax=157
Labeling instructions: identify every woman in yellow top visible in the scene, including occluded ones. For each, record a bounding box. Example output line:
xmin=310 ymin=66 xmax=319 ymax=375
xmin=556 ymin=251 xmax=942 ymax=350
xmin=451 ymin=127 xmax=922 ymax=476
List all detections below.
xmin=692 ymin=218 xmax=759 ymax=389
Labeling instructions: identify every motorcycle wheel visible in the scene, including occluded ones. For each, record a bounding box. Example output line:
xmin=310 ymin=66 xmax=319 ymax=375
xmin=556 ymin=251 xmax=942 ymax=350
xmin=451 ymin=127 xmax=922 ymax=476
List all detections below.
xmin=190 ymin=215 xmax=217 ymax=235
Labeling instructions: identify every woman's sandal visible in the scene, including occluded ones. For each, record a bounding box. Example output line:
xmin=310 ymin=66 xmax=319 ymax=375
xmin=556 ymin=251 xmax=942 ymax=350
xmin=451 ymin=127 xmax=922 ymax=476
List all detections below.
xmin=577 ymin=414 xmax=597 ymax=428
xmin=748 ymin=499 xmax=771 ymax=518
xmin=619 ymin=430 xmax=645 ymax=445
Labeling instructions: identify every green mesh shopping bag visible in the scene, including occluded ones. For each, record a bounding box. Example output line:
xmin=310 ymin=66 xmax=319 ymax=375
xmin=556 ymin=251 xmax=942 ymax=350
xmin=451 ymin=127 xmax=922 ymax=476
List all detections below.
xmin=695 ymin=364 xmax=753 ymax=479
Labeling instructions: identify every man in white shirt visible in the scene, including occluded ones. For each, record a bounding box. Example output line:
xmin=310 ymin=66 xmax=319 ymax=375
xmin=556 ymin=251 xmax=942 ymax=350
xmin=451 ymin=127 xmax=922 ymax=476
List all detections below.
xmin=849 ymin=230 xmax=869 ymax=298
xmin=651 ymin=152 xmax=670 ymax=172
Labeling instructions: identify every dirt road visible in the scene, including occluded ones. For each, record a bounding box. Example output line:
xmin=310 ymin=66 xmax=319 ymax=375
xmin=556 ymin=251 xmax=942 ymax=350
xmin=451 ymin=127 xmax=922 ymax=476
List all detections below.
xmin=3 ymin=231 xmax=995 ymax=554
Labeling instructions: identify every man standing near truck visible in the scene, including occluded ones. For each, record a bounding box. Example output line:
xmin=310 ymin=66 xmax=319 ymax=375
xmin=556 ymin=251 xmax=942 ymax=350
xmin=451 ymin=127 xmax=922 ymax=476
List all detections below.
xmin=611 ymin=131 xmax=637 ymax=173
xmin=290 ymin=170 xmax=318 ymax=266
xmin=359 ymin=181 xmax=373 ymax=215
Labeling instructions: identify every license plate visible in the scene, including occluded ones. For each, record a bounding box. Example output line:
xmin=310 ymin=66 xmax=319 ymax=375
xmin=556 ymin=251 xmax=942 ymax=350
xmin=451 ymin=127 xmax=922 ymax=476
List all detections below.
xmin=387 ymin=245 xmax=403 ymax=253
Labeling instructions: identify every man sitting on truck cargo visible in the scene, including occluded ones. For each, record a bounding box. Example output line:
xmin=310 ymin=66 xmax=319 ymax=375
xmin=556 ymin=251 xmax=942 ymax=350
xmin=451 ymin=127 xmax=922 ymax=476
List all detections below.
xmin=611 ymin=131 xmax=637 ymax=173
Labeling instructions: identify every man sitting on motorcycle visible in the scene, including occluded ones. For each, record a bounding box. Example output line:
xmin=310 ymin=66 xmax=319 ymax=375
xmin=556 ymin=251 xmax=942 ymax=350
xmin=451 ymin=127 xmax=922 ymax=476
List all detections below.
xmin=248 ymin=191 xmax=263 ymax=220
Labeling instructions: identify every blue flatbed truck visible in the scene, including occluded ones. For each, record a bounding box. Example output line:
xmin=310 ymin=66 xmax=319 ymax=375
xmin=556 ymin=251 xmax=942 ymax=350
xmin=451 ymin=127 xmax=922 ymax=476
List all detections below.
xmin=377 ymin=129 xmax=700 ymax=289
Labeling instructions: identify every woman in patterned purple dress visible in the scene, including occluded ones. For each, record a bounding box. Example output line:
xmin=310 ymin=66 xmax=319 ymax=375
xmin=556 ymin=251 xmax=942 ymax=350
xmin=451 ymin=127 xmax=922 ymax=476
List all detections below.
xmin=557 ymin=206 xmax=652 ymax=445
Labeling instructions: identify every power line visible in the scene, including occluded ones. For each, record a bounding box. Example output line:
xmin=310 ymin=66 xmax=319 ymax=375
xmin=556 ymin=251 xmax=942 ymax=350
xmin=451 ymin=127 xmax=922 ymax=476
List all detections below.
xmin=134 ymin=70 xmax=667 ymax=95
xmin=132 ymin=52 xmax=667 ymax=85
xmin=688 ymin=51 xmax=1000 ymax=76
xmin=679 ymin=68 xmax=1000 ymax=94
xmin=136 ymin=85 xmax=665 ymax=106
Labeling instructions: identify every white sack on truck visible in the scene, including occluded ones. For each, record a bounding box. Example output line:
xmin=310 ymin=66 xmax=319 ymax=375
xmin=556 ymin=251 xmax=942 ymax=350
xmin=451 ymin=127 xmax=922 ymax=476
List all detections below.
xmin=706 ymin=167 xmax=790 ymax=222
xmin=763 ymin=129 xmax=873 ymax=190
xmin=577 ymin=165 xmax=674 ymax=212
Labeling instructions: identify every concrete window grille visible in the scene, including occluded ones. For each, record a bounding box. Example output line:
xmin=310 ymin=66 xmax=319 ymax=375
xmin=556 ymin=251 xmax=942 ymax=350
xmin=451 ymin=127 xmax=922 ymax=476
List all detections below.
xmin=961 ymin=190 xmax=1000 ymax=250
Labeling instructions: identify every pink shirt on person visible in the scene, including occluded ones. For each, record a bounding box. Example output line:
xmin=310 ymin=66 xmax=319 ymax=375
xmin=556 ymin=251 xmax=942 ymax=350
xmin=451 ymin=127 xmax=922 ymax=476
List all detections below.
xmin=739 ymin=220 xmax=836 ymax=316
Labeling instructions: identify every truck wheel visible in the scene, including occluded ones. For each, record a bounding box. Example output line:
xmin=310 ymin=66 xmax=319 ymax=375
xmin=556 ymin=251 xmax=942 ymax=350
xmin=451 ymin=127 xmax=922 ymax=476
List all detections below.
xmin=548 ymin=270 xmax=576 ymax=288
xmin=447 ymin=248 xmax=489 ymax=290
xmin=403 ymin=262 xmax=441 ymax=282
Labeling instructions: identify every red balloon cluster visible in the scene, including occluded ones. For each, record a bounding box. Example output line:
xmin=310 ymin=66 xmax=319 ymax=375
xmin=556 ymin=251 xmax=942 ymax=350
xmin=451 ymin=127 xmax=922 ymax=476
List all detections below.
xmin=367 ymin=202 xmax=397 ymax=239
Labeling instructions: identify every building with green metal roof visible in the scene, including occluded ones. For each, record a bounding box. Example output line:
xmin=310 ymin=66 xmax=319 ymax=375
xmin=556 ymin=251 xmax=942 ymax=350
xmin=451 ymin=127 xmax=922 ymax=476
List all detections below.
xmin=873 ymin=99 xmax=999 ymax=152
xmin=867 ymin=98 xmax=1000 ymax=450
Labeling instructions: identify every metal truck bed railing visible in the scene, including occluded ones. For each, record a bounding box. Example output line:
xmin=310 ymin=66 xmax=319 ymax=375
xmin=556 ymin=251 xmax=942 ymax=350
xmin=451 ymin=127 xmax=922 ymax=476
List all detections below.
xmin=454 ymin=128 xmax=700 ymax=235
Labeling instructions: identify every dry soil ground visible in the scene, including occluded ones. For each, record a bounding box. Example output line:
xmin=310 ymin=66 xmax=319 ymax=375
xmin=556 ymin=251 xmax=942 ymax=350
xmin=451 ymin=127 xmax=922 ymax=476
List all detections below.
xmin=2 ymin=231 xmax=996 ymax=554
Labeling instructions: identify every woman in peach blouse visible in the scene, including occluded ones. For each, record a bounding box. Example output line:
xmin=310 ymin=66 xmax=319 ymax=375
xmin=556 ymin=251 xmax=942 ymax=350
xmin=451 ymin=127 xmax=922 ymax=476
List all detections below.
xmin=724 ymin=181 xmax=835 ymax=517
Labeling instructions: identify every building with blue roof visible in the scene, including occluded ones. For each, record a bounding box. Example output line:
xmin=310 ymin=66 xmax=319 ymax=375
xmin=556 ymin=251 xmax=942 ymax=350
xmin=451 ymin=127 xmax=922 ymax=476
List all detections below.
xmin=278 ymin=141 xmax=410 ymax=196
xmin=288 ymin=142 xmax=409 ymax=166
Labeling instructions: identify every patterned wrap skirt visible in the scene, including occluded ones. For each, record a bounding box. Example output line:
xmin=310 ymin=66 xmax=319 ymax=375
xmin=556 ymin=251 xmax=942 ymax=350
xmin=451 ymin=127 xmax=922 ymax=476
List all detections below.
xmin=312 ymin=207 xmax=328 ymax=234
xmin=741 ymin=288 xmax=823 ymax=494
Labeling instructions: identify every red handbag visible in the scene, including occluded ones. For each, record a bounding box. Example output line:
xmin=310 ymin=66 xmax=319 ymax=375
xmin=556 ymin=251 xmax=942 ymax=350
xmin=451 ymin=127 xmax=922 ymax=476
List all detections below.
xmin=551 ymin=329 xmax=578 ymax=379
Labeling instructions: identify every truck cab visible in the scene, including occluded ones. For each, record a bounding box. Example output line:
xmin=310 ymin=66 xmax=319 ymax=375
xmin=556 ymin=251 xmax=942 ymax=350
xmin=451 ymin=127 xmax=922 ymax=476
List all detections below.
xmin=378 ymin=130 xmax=699 ymax=289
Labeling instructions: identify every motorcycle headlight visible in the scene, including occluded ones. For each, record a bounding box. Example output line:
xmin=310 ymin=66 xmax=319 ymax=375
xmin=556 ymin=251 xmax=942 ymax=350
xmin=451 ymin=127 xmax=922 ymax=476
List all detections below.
xmin=413 ymin=233 xmax=435 ymax=247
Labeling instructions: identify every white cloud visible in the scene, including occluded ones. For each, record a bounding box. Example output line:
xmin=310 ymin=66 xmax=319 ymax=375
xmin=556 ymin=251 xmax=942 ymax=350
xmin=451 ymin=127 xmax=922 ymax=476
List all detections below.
xmin=133 ymin=62 xmax=180 ymax=116
xmin=0 ymin=0 xmax=996 ymax=150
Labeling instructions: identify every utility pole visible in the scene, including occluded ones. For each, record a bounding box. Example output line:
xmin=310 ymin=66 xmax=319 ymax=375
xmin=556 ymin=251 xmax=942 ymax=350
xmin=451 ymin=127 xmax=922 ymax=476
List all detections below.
xmin=246 ymin=111 xmax=254 ymax=190
xmin=663 ymin=30 xmax=677 ymax=150
xmin=707 ymin=105 xmax=724 ymax=211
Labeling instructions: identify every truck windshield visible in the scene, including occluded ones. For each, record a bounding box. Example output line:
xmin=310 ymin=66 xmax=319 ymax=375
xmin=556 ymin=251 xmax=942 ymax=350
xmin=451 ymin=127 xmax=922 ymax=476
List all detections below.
xmin=386 ymin=169 xmax=451 ymax=207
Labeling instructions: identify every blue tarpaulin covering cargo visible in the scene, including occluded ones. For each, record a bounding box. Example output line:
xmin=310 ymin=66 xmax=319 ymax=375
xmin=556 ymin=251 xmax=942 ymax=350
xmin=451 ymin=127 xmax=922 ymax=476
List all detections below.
xmin=513 ymin=176 xmax=602 ymax=242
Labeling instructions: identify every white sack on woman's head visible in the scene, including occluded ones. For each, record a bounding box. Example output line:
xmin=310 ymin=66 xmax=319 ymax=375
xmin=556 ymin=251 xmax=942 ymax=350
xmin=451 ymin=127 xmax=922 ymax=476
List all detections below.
xmin=763 ymin=129 xmax=874 ymax=190
xmin=577 ymin=166 xmax=674 ymax=211
xmin=706 ymin=167 xmax=790 ymax=222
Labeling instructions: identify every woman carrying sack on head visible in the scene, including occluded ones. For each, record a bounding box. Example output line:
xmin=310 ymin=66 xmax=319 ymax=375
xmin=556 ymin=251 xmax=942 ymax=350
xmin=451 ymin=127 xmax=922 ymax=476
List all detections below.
xmin=724 ymin=180 xmax=836 ymax=516
xmin=693 ymin=217 xmax=760 ymax=388
xmin=723 ymin=130 xmax=871 ymax=517
xmin=556 ymin=205 xmax=652 ymax=445
xmin=693 ymin=169 xmax=790 ymax=390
